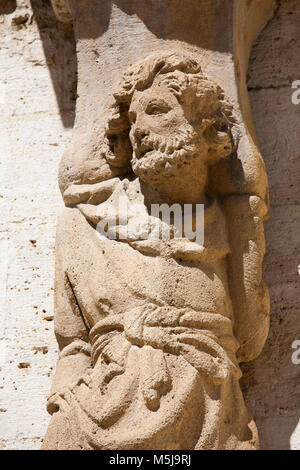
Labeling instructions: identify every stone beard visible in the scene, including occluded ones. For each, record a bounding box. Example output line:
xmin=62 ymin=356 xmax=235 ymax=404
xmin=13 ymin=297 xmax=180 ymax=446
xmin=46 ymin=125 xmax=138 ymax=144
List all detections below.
xmin=42 ymin=51 xmax=269 ymax=450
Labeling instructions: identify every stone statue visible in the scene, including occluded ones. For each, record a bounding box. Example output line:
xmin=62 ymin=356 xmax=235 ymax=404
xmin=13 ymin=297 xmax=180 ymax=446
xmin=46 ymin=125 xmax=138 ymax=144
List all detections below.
xmin=42 ymin=50 xmax=270 ymax=450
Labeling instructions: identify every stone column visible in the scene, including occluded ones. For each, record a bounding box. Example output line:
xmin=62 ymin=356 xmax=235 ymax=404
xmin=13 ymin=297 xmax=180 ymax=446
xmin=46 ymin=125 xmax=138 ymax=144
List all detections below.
xmin=42 ymin=0 xmax=275 ymax=450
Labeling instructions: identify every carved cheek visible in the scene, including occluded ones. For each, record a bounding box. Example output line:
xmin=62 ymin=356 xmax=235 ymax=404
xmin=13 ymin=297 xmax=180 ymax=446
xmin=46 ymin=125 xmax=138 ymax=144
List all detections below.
xmin=145 ymin=113 xmax=182 ymax=135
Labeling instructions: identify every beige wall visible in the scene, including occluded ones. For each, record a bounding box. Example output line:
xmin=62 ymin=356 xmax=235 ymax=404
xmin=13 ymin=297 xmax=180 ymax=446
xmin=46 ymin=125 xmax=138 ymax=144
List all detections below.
xmin=0 ymin=0 xmax=75 ymax=449
xmin=242 ymin=0 xmax=300 ymax=450
xmin=0 ymin=0 xmax=299 ymax=449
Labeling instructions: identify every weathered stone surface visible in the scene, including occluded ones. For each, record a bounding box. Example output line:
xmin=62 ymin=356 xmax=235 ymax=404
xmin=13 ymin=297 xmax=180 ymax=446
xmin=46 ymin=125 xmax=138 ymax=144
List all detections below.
xmin=42 ymin=1 xmax=274 ymax=450
xmin=0 ymin=0 xmax=75 ymax=450
xmin=0 ymin=0 xmax=299 ymax=451
xmin=241 ymin=0 xmax=300 ymax=450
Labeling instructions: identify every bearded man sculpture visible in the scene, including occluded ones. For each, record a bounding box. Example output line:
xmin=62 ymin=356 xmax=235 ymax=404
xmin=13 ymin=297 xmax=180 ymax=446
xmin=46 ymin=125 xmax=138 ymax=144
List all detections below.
xmin=42 ymin=51 xmax=270 ymax=450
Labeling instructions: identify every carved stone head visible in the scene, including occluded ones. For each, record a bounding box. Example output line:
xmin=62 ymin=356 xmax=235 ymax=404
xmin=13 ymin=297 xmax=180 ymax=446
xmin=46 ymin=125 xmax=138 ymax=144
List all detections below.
xmin=105 ymin=51 xmax=235 ymax=189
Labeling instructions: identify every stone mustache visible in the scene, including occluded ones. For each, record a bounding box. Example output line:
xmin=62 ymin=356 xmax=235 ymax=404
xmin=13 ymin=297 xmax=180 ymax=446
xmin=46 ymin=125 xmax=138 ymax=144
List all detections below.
xmin=42 ymin=51 xmax=270 ymax=450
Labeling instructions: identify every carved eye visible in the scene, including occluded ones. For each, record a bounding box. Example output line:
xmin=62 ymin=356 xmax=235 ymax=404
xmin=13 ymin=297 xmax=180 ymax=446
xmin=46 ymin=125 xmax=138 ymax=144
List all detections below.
xmin=145 ymin=101 xmax=171 ymax=115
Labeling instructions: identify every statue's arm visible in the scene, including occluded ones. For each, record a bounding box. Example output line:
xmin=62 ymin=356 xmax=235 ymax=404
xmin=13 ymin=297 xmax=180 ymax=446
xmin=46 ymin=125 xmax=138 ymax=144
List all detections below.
xmin=209 ymin=133 xmax=270 ymax=362
xmin=62 ymin=177 xmax=120 ymax=206
xmin=223 ymin=194 xmax=270 ymax=363
xmin=46 ymin=241 xmax=91 ymax=415
xmin=57 ymin=132 xmax=129 ymax=200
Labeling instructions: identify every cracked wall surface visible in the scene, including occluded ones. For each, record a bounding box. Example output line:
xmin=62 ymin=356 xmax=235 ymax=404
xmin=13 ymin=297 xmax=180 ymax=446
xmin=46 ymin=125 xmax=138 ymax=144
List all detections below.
xmin=0 ymin=0 xmax=299 ymax=450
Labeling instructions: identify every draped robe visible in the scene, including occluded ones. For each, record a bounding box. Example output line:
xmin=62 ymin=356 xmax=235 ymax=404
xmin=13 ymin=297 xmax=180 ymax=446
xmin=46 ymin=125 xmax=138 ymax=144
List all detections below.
xmin=42 ymin=177 xmax=258 ymax=450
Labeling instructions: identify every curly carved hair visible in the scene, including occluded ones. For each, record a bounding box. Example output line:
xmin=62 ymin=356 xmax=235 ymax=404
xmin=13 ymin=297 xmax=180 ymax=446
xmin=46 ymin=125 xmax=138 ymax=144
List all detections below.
xmin=103 ymin=50 xmax=236 ymax=169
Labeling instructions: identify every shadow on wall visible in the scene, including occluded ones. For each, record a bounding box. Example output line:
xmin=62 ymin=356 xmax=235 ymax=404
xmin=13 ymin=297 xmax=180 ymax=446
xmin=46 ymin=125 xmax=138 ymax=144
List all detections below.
xmin=241 ymin=0 xmax=300 ymax=450
xmin=60 ymin=0 xmax=231 ymax=51
xmin=31 ymin=0 xmax=233 ymax=128
xmin=111 ymin=0 xmax=231 ymax=52
xmin=30 ymin=0 xmax=77 ymax=128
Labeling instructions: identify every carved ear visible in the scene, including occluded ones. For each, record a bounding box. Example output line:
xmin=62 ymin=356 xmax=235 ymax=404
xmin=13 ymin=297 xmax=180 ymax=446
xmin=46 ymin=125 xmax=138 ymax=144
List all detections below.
xmin=204 ymin=125 xmax=233 ymax=163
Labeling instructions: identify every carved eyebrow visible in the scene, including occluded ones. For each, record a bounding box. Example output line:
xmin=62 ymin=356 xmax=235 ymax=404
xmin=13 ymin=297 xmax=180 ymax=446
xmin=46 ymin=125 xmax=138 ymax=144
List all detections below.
xmin=147 ymin=98 xmax=170 ymax=107
xmin=145 ymin=99 xmax=172 ymax=114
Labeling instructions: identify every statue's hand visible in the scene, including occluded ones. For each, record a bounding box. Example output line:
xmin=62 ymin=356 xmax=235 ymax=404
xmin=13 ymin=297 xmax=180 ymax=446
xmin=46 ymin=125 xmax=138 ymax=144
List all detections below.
xmin=63 ymin=177 xmax=121 ymax=206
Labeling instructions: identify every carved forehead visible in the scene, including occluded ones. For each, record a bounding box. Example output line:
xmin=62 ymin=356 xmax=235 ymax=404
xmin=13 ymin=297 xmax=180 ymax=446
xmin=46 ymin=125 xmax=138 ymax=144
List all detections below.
xmin=128 ymin=72 xmax=223 ymax=123
xmin=129 ymin=81 xmax=180 ymax=111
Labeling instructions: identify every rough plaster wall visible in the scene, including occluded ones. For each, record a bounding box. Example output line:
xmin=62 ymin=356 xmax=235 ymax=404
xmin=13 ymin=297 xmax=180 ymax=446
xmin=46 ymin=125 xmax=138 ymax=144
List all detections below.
xmin=0 ymin=0 xmax=76 ymax=449
xmin=241 ymin=0 xmax=300 ymax=451
xmin=0 ymin=0 xmax=299 ymax=450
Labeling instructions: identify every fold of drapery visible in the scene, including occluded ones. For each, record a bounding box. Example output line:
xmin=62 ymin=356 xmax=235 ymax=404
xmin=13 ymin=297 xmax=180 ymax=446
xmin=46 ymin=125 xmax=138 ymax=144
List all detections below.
xmin=89 ymin=304 xmax=241 ymax=412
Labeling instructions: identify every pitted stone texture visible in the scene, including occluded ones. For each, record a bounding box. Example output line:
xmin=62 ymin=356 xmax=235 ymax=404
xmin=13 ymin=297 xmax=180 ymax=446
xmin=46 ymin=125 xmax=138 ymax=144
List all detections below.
xmin=0 ymin=0 xmax=74 ymax=450
xmin=242 ymin=0 xmax=300 ymax=451
xmin=0 ymin=0 xmax=299 ymax=451
xmin=42 ymin=2 xmax=270 ymax=446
